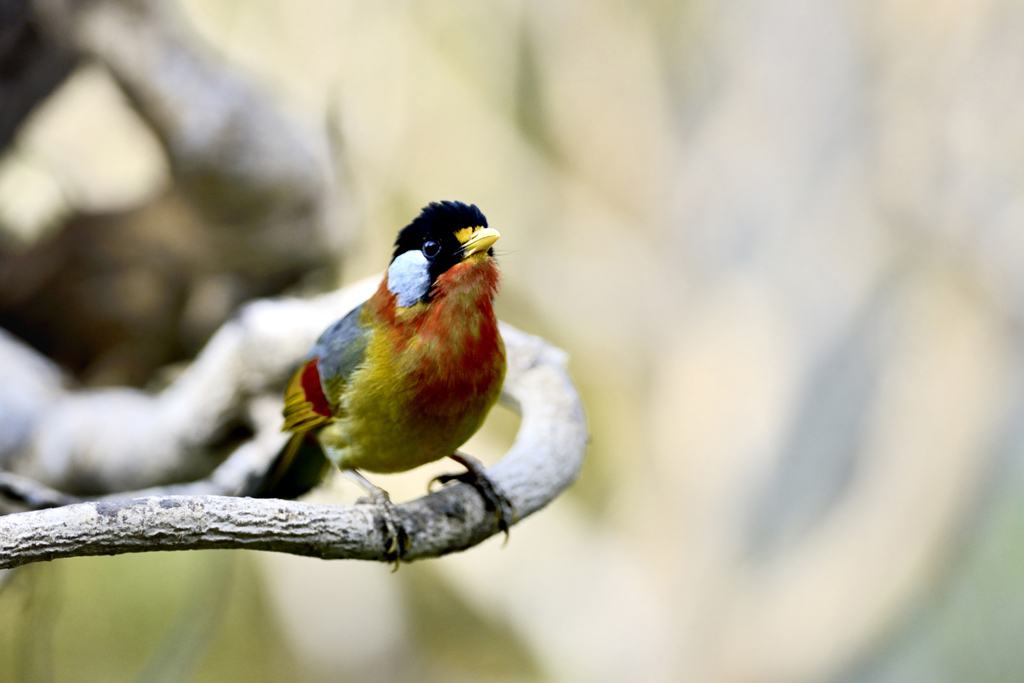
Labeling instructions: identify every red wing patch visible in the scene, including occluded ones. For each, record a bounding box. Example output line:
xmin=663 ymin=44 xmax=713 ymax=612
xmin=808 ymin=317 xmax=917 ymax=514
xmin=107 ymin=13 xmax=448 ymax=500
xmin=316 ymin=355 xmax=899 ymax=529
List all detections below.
xmin=282 ymin=358 xmax=333 ymax=432
xmin=301 ymin=359 xmax=333 ymax=417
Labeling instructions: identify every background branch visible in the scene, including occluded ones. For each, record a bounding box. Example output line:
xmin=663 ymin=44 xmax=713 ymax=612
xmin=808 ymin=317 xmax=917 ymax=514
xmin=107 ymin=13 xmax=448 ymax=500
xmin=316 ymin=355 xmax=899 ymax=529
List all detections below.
xmin=0 ymin=277 xmax=375 ymax=494
xmin=1 ymin=0 xmax=346 ymax=389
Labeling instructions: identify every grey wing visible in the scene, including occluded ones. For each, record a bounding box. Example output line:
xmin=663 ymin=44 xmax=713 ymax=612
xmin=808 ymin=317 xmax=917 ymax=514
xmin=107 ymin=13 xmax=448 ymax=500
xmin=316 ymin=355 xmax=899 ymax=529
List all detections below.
xmin=309 ymin=302 xmax=371 ymax=387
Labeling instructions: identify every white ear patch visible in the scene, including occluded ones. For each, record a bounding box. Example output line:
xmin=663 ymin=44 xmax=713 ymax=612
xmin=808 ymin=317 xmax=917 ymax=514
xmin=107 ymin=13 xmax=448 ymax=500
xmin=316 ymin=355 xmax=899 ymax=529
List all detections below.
xmin=387 ymin=250 xmax=431 ymax=307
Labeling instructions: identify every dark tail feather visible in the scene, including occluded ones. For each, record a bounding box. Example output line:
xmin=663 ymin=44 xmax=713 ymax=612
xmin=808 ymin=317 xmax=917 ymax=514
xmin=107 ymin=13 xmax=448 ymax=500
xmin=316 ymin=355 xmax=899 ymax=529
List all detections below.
xmin=251 ymin=431 xmax=331 ymax=499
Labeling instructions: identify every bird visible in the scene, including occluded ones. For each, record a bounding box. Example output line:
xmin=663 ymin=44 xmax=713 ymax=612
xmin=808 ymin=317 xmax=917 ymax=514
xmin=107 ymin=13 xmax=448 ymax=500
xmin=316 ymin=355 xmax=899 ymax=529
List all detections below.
xmin=256 ymin=201 xmax=514 ymax=563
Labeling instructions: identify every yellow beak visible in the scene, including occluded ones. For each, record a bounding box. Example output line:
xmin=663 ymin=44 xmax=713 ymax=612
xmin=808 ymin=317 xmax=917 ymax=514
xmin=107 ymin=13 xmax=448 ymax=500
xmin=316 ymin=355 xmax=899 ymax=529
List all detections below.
xmin=459 ymin=227 xmax=500 ymax=260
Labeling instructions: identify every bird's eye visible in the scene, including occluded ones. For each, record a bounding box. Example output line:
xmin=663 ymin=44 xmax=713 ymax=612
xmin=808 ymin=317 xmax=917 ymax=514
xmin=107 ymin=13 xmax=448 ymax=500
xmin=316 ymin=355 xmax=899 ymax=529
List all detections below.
xmin=422 ymin=240 xmax=441 ymax=258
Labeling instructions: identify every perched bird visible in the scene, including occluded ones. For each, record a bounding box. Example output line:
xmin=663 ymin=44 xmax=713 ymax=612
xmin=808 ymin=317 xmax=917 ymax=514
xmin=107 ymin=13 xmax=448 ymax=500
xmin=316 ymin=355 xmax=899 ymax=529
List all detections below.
xmin=257 ymin=201 xmax=513 ymax=561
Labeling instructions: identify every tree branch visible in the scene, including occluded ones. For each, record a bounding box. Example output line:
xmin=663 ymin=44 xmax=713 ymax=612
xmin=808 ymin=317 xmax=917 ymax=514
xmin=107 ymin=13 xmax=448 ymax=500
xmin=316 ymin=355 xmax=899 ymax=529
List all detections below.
xmin=0 ymin=317 xmax=587 ymax=568
xmin=32 ymin=0 xmax=342 ymax=256
xmin=0 ymin=278 xmax=377 ymax=493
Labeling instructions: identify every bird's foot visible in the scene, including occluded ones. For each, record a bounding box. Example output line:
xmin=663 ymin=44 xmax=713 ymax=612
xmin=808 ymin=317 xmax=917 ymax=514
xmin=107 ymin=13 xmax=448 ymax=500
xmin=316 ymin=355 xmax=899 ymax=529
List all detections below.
xmin=345 ymin=469 xmax=409 ymax=569
xmin=430 ymin=452 xmax=518 ymax=543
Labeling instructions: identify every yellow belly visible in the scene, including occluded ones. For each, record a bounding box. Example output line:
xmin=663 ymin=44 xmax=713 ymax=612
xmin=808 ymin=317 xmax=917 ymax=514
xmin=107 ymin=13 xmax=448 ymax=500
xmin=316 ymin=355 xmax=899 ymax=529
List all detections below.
xmin=317 ymin=396 xmax=494 ymax=473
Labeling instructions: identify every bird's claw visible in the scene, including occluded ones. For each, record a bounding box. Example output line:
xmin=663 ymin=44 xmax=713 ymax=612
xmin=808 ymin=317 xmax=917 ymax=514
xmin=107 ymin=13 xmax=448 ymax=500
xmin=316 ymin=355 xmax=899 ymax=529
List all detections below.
xmin=431 ymin=454 xmax=518 ymax=543
xmin=356 ymin=488 xmax=410 ymax=570
xmin=427 ymin=472 xmax=462 ymax=490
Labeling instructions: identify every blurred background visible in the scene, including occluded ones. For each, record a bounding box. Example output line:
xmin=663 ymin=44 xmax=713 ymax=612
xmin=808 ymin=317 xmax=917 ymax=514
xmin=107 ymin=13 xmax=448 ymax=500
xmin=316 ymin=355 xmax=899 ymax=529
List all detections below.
xmin=3 ymin=0 xmax=1024 ymax=681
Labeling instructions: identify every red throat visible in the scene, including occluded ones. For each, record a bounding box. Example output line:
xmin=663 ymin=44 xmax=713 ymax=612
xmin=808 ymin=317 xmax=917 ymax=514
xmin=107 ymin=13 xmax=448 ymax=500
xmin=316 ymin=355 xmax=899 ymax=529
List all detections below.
xmin=367 ymin=259 xmax=500 ymax=342
xmin=365 ymin=258 xmax=503 ymax=389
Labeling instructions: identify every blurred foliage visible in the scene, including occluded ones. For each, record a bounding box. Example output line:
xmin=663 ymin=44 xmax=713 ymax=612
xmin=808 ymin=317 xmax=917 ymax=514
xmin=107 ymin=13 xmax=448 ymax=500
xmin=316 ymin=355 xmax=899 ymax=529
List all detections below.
xmin=0 ymin=552 xmax=305 ymax=682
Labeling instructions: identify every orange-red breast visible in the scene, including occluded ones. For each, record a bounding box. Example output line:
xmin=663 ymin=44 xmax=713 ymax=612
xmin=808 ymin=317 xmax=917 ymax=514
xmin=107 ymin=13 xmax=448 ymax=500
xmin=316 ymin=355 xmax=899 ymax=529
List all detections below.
xmin=259 ymin=201 xmax=512 ymax=560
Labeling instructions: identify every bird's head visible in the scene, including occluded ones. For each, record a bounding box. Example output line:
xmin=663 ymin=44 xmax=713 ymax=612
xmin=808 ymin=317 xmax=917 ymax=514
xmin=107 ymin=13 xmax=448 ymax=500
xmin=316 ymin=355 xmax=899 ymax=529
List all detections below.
xmin=386 ymin=201 xmax=500 ymax=308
